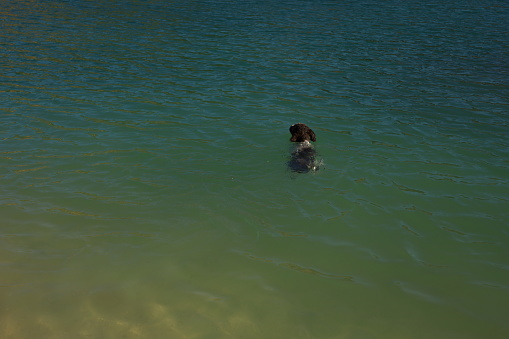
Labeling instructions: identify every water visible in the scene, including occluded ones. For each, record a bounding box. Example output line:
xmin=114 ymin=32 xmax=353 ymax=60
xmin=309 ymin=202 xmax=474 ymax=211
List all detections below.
xmin=1 ymin=0 xmax=508 ymax=337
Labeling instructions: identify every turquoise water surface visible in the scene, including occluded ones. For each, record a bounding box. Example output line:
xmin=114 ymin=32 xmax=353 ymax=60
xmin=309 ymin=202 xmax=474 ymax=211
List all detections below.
xmin=1 ymin=0 xmax=509 ymax=338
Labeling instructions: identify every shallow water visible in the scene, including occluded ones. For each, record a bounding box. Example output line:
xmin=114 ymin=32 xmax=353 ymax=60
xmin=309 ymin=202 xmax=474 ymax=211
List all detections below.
xmin=1 ymin=0 xmax=509 ymax=338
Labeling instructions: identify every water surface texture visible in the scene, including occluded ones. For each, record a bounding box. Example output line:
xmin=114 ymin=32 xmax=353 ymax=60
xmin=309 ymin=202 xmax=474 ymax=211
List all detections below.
xmin=1 ymin=0 xmax=509 ymax=338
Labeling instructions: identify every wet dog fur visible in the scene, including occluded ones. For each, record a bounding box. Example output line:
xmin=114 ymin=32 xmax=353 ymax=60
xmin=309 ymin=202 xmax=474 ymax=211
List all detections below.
xmin=288 ymin=123 xmax=320 ymax=173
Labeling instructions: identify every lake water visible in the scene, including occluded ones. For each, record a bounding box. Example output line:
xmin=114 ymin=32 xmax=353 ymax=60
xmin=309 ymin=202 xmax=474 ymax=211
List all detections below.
xmin=1 ymin=0 xmax=508 ymax=338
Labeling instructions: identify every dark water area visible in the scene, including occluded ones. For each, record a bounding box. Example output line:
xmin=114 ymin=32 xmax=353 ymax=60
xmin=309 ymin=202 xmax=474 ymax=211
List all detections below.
xmin=1 ymin=0 xmax=509 ymax=337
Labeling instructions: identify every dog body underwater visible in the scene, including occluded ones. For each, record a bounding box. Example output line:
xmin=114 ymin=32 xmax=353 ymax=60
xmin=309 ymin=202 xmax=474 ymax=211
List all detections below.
xmin=288 ymin=123 xmax=321 ymax=173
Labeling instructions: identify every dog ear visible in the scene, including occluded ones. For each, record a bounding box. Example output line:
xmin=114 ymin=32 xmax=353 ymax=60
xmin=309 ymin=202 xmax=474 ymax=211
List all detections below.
xmin=309 ymin=129 xmax=316 ymax=142
xmin=289 ymin=124 xmax=299 ymax=142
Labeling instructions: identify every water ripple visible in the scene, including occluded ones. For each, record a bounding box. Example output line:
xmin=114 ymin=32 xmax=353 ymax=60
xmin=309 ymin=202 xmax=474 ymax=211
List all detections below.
xmin=1 ymin=0 xmax=509 ymax=338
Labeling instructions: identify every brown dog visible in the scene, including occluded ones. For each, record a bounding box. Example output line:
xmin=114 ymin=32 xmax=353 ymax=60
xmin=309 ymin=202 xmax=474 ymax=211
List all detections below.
xmin=288 ymin=123 xmax=320 ymax=173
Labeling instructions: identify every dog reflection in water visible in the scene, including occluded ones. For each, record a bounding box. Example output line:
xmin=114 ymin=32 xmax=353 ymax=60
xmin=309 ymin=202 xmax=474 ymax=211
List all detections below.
xmin=288 ymin=123 xmax=321 ymax=173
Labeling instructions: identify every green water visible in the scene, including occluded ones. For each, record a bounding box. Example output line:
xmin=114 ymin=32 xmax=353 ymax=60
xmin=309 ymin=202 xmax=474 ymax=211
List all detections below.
xmin=1 ymin=0 xmax=509 ymax=337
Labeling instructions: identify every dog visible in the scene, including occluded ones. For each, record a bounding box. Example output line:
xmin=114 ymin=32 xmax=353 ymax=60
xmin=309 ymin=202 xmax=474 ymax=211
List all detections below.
xmin=288 ymin=123 xmax=320 ymax=173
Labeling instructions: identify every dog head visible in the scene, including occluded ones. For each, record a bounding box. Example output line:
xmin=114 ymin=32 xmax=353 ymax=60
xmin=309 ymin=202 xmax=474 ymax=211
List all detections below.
xmin=289 ymin=123 xmax=316 ymax=143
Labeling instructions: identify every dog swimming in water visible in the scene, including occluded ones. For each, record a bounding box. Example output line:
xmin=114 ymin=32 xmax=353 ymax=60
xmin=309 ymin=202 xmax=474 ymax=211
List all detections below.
xmin=287 ymin=123 xmax=321 ymax=173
